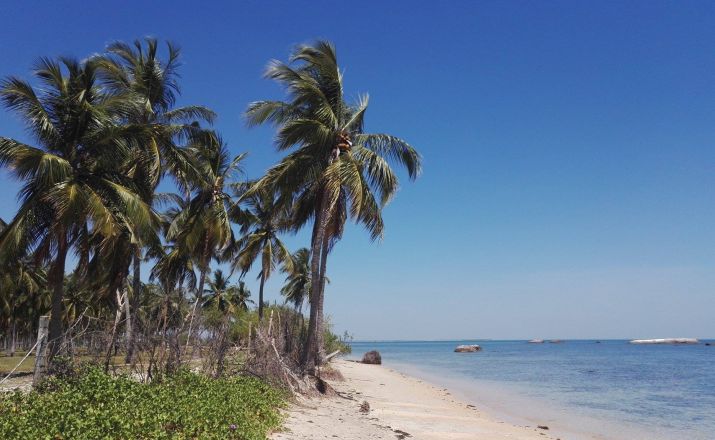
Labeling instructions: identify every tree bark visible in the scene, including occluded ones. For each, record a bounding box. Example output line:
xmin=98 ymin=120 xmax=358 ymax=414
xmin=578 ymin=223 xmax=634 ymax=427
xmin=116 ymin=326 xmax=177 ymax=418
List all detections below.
xmin=185 ymin=236 xmax=210 ymax=353
xmin=315 ymin=231 xmax=331 ymax=364
xmin=125 ymin=246 xmax=142 ymax=364
xmin=301 ymin=206 xmax=323 ymax=371
xmin=48 ymin=229 xmax=68 ymax=361
xmin=258 ymin=271 xmax=266 ymax=320
xmin=215 ymin=313 xmax=230 ymax=378
xmin=301 ymin=145 xmax=341 ymax=372
xmin=105 ymin=288 xmax=125 ymax=372
xmin=8 ymin=321 xmax=16 ymax=357
xmin=123 ymin=286 xmax=132 ymax=360
xmin=301 ymin=183 xmax=333 ymax=372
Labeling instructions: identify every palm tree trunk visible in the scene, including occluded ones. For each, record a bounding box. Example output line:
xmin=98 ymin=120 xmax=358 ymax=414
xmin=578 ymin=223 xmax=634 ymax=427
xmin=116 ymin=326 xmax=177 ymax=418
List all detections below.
xmin=215 ymin=313 xmax=230 ymax=378
xmin=105 ymin=288 xmax=125 ymax=372
xmin=302 ymin=188 xmax=330 ymax=372
xmin=186 ymin=236 xmax=210 ymax=353
xmin=9 ymin=321 xmax=16 ymax=357
xmin=185 ymin=268 xmax=206 ymax=354
xmin=314 ymin=232 xmax=331 ymax=364
xmin=258 ymin=271 xmax=266 ymax=320
xmin=48 ymin=229 xmax=69 ymax=360
xmin=123 ymin=287 xmax=132 ymax=360
xmin=125 ymin=246 xmax=142 ymax=364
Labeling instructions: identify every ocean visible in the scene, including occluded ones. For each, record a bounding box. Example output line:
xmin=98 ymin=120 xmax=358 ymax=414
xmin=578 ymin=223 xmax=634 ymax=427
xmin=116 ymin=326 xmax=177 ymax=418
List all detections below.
xmin=348 ymin=340 xmax=715 ymax=440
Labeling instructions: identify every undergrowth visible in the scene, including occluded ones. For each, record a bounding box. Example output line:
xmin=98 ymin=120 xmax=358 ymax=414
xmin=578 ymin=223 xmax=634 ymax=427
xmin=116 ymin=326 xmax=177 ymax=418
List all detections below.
xmin=0 ymin=367 xmax=285 ymax=439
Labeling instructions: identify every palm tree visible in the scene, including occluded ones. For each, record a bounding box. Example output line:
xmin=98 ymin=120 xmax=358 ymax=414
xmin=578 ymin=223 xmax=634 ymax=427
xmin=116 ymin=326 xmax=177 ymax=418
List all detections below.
xmin=202 ymin=269 xmax=253 ymax=316
xmin=167 ymin=134 xmax=245 ymax=344
xmin=231 ymin=185 xmax=293 ymax=320
xmin=96 ymin=38 xmax=216 ymax=363
xmin=0 ymin=57 xmax=156 ymax=359
xmin=233 ymin=281 xmax=253 ymax=314
xmin=245 ymin=41 xmax=421 ymax=370
xmin=281 ymin=248 xmax=311 ymax=312
xmin=0 ymin=258 xmax=47 ymax=356
xmin=202 ymin=269 xmax=251 ymax=377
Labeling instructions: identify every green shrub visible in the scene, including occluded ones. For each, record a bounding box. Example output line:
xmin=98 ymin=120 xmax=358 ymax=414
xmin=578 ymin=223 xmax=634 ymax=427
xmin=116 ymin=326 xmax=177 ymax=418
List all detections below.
xmin=0 ymin=367 xmax=284 ymax=439
xmin=323 ymin=318 xmax=352 ymax=355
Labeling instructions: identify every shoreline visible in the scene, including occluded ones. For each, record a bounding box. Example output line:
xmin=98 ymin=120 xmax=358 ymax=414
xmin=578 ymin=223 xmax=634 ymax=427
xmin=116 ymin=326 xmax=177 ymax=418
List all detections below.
xmin=272 ymin=359 xmax=564 ymax=440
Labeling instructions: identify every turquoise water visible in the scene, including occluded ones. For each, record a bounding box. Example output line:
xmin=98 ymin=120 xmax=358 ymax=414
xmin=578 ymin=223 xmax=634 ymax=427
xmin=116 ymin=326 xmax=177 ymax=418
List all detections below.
xmin=349 ymin=340 xmax=715 ymax=440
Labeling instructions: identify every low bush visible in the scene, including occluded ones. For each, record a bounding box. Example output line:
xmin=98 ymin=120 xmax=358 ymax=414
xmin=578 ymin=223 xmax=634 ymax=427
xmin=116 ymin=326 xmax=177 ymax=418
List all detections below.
xmin=0 ymin=367 xmax=284 ymax=439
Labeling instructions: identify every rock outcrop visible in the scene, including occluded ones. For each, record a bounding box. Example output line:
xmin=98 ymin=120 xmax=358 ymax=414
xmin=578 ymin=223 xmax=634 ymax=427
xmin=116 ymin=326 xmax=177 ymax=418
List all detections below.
xmin=454 ymin=344 xmax=482 ymax=353
xmin=361 ymin=350 xmax=382 ymax=364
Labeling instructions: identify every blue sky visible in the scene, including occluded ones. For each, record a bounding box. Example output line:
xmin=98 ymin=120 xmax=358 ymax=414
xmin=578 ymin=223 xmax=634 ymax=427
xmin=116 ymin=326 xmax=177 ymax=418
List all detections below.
xmin=1 ymin=1 xmax=714 ymax=340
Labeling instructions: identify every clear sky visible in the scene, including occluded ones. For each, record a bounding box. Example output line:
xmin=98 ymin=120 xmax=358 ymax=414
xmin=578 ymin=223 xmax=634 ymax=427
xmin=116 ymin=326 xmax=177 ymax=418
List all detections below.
xmin=1 ymin=1 xmax=714 ymax=340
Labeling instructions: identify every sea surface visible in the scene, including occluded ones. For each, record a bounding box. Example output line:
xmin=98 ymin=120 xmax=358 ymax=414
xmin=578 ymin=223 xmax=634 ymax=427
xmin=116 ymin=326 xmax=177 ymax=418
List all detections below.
xmin=348 ymin=340 xmax=715 ymax=440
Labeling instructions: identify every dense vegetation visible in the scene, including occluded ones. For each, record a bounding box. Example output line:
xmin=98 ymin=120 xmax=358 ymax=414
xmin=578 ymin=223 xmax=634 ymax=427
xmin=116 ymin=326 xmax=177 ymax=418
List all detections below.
xmin=0 ymin=33 xmax=413 ymax=440
xmin=0 ymin=367 xmax=284 ymax=439
xmin=0 ymin=38 xmax=412 ymax=377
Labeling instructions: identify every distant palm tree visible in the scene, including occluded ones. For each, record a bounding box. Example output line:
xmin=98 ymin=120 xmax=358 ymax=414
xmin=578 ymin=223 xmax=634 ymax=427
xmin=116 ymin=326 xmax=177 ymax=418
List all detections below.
xmin=281 ymin=248 xmax=311 ymax=312
xmin=167 ymin=134 xmax=245 ymax=343
xmin=0 ymin=258 xmax=47 ymax=356
xmin=233 ymin=281 xmax=253 ymax=313
xmin=202 ymin=269 xmax=253 ymax=316
xmin=231 ymin=185 xmax=293 ymax=320
xmin=245 ymin=41 xmax=421 ymax=370
xmin=0 ymin=57 xmax=155 ymax=358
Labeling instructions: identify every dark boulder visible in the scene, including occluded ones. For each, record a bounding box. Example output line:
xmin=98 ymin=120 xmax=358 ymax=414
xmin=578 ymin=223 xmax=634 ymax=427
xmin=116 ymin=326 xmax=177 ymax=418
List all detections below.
xmin=362 ymin=350 xmax=382 ymax=364
xmin=454 ymin=344 xmax=482 ymax=353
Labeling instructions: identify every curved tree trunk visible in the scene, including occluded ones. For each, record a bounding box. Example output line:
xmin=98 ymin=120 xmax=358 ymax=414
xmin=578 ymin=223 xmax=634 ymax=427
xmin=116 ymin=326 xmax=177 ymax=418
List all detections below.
xmin=48 ymin=229 xmax=68 ymax=361
xmin=302 ymin=171 xmax=337 ymax=372
xmin=258 ymin=271 xmax=266 ymax=320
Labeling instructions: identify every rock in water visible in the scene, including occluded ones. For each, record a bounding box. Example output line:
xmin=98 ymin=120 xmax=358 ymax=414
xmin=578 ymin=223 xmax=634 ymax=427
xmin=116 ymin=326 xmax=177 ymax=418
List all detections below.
xmin=362 ymin=350 xmax=382 ymax=364
xmin=454 ymin=344 xmax=482 ymax=352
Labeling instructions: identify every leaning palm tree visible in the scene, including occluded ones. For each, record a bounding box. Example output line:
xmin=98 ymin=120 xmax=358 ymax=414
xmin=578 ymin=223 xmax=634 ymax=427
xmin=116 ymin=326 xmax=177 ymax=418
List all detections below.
xmin=245 ymin=41 xmax=421 ymax=370
xmin=230 ymin=185 xmax=293 ymax=320
xmin=0 ymin=57 xmax=156 ymax=359
xmin=96 ymin=38 xmax=216 ymax=363
xmin=167 ymin=133 xmax=245 ymax=344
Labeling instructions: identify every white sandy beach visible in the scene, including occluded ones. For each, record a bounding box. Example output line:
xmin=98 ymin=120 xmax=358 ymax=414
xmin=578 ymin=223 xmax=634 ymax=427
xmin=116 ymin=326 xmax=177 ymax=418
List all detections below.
xmin=272 ymin=359 xmax=562 ymax=440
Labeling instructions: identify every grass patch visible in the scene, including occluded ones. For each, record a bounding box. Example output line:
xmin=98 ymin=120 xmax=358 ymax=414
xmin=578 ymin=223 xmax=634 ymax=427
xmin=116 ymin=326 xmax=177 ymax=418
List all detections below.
xmin=0 ymin=353 xmax=34 ymax=375
xmin=0 ymin=367 xmax=285 ymax=439
xmin=0 ymin=353 xmax=131 ymax=376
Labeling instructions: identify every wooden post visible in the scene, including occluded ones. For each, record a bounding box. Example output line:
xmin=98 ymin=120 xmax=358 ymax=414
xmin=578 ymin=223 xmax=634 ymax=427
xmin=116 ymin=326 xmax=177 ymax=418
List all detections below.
xmin=32 ymin=315 xmax=49 ymax=386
